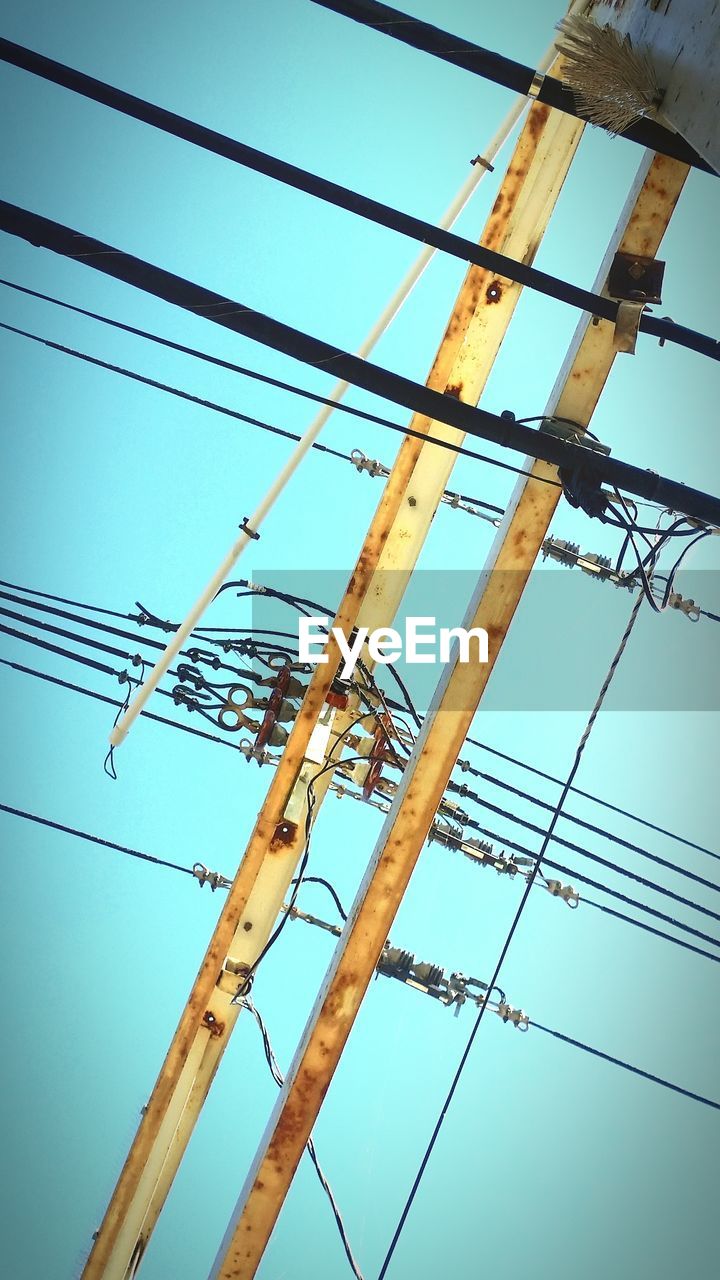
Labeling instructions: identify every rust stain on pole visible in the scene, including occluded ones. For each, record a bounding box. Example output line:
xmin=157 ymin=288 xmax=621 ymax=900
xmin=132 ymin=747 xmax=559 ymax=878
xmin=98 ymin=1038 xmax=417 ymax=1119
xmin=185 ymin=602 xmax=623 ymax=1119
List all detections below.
xmin=212 ymin=152 xmax=689 ymax=1280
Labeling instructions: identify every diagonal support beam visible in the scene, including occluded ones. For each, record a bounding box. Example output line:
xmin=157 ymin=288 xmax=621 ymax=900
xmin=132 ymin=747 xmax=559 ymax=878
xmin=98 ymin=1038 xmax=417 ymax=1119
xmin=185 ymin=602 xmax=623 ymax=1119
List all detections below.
xmin=210 ymin=149 xmax=689 ymax=1279
xmin=80 ymin=81 xmax=583 ymax=1279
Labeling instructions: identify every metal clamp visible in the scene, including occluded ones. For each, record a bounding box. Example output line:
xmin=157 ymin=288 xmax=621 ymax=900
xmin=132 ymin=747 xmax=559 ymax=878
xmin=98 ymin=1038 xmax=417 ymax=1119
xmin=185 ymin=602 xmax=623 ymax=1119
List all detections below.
xmin=193 ymin=862 xmax=231 ymax=892
xmin=544 ymin=878 xmax=579 ymax=908
xmin=613 ymin=300 xmax=645 ymax=355
xmin=667 ymin=592 xmax=701 ymax=622
xmin=239 ymin=516 xmax=260 ymax=540
xmin=350 ymin=449 xmax=389 ymax=479
xmin=497 ymin=1002 xmax=529 ymax=1031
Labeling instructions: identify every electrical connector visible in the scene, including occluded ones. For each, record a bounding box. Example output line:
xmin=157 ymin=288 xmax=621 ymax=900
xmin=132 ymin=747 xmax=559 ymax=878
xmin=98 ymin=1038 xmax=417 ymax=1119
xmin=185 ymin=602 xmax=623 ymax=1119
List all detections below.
xmin=496 ymin=1002 xmax=529 ymax=1031
xmin=543 ymin=878 xmax=579 ymax=908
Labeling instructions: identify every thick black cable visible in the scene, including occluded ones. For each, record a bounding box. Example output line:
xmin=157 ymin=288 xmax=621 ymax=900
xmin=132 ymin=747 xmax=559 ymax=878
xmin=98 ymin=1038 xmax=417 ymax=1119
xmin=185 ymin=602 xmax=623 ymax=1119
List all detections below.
xmin=0 ymin=588 xmax=262 ymax=676
xmin=530 ymin=1021 xmax=720 ymax=1110
xmin=378 ymin=593 xmax=658 ymax=1277
xmin=0 ymin=575 xmax=132 ymax=621
xmin=4 ymin=204 xmax=719 ymax=520
xmin=0 ymin=801 xmax=195 ymax=877
xmin=0 ymin=620 xmax=122 ymax=679
xmin=0 ymin=587 xmax=168 ymax=649
xmin=307 ymin=1 xmax=714 ymax=173
xmin=0 ymin=36 xmax=715 ymax=349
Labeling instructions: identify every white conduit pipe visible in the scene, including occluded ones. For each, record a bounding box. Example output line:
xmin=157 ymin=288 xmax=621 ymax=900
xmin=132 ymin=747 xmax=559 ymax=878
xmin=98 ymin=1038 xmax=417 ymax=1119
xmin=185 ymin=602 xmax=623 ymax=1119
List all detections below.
xmin=109 ymin=28 xmax=569 ymax=748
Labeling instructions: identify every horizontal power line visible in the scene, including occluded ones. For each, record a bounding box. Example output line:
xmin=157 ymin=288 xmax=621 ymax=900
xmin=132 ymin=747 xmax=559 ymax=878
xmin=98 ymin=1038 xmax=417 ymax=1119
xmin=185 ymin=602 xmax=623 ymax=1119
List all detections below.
xmin=4 ymin=581 xmax=717 ymax=960
xmin=3 ymin=797 xmax=717 ymax=1116
xmin=455 ymin=785 xmax=720 ymax=907
xmin=0 ymin=801 xmax=195 ymax=877
xmin=12 ymin=582 xmax=714 ymax=899
xmin=0 ymin=656 xmax=245 ymax=754
xmin=456 ymin=814 xmax=720 ymax=956
xmin=10 ymin=577 xmax=716 ymax=878
xmin=451 ymin=771 xmax=720 ymax=875
xmin=2 ymin=200 xmax=719 ymax=523
xmin=530 ymin=1020 xmax=720 ymax=1110
xmin=463 ymin=736 xmax=720 ymax=863
xmin=3 ymin=637 xmax=718 ymax=970
xmin=580 ymin=894 xmax=720 ymax=966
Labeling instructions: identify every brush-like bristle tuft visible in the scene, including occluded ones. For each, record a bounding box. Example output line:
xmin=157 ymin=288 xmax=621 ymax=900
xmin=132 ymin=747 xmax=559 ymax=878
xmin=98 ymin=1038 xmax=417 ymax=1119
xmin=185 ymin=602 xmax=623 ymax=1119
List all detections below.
xmin=555 ymin=14 xmax=663 ymax=136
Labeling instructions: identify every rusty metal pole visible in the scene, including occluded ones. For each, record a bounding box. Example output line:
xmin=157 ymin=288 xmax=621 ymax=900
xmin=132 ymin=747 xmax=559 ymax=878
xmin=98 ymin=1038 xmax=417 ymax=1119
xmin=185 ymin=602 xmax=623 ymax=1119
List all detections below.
xmin=210 ymin=149 xmax=688 ymax=1279
xmin=82 ymin=80 xmax=583 ymax=1280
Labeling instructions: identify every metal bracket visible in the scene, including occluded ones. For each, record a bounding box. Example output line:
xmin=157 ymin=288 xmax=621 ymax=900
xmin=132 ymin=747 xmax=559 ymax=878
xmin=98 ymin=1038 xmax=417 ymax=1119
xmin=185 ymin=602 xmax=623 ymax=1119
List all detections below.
xmin=540 ymin=416 xmax=611 ymax=456
xmin=607 ymin=251 xmax=664 ymax=304
xmin=613 ymin=300 xmax=645 ymax=355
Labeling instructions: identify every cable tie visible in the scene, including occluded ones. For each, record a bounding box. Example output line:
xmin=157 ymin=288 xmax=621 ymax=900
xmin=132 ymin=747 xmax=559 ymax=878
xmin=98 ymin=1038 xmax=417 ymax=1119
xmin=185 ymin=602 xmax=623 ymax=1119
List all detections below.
xmin=239 ymin=517 xmax=260 ymax=541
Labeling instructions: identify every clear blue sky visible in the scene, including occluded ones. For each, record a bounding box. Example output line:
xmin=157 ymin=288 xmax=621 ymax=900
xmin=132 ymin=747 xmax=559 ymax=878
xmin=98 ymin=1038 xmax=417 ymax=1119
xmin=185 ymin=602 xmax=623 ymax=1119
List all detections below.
xmin=0 ymin=2 xmax=719 ymax=1278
